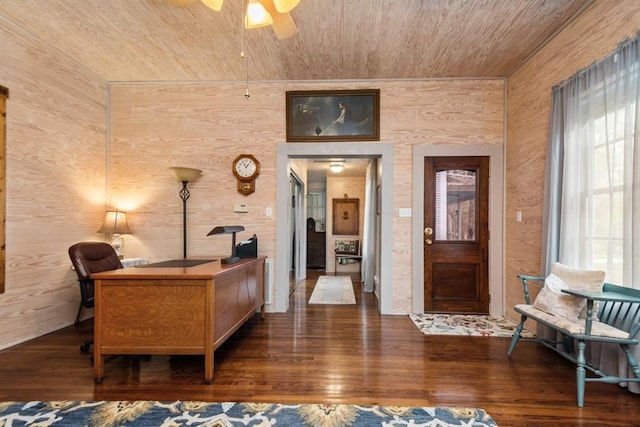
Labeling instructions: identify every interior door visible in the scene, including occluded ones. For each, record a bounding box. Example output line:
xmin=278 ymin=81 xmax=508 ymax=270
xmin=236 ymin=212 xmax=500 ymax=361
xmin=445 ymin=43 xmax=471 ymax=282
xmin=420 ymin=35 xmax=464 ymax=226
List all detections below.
xmin=423 ymin=156 xmax=489 ymax=313
xmin=289 ymin=172 xmax=305 ymax=295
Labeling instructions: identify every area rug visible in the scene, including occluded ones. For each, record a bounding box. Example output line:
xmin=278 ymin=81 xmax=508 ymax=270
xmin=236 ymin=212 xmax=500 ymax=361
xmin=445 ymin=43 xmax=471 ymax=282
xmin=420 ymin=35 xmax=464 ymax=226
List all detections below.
xmin=0 ymin=401 xmax=499 ymax=426
xmin=410 ymin=313 xmax=535 ymax=338
xmin=308 ymin=275 xmax=356 ymax=305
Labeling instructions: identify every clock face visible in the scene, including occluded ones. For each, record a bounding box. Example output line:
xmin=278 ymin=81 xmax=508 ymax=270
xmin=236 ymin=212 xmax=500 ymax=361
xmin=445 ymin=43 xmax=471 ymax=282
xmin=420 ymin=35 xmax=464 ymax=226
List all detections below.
xmin=235 ymin=157 xmax=257 ymax=178
xmin=233 ymin=155 xmax=260 ymax=183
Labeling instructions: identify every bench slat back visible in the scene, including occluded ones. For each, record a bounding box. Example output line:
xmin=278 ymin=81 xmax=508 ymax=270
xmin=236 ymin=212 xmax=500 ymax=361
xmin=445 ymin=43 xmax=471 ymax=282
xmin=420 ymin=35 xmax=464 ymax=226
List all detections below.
xmin=600 ymin=283 xmax=640 ymax=336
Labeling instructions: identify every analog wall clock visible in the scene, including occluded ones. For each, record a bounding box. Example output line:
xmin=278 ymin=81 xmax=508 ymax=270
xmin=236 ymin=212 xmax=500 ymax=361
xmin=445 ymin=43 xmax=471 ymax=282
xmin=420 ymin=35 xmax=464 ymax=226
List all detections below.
xmin=232 ymin=154 xmax=260 ymax=195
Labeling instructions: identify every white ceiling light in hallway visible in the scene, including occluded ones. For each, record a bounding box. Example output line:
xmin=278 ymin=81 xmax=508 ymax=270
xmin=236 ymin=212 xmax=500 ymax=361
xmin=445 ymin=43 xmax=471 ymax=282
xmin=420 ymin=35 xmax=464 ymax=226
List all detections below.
xmin=329 ymin=163 xmax=344 ymax=173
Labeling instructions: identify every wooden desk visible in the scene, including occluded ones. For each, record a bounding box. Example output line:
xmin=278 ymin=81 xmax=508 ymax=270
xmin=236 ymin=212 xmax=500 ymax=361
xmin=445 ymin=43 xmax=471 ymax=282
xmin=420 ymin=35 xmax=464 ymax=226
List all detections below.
xmin=91 ymin=256 xmax=265 ymax=384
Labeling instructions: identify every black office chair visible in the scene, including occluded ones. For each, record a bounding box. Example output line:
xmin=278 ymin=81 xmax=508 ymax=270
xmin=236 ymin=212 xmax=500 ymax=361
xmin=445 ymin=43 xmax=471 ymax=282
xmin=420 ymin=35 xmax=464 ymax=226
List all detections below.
xmin=68 ymin=242 xmax=123 ymax=352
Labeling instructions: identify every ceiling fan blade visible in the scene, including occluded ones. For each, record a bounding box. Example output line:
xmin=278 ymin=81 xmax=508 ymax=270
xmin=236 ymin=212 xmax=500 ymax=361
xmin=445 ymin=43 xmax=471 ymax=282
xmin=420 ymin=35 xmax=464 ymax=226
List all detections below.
xmin=271 ymin=12 xmax=298 ymax=39
xmin=165 ymin=0 xmax=199 ymax=6
xmin=258 ymin=0 xmax=298 ymax=40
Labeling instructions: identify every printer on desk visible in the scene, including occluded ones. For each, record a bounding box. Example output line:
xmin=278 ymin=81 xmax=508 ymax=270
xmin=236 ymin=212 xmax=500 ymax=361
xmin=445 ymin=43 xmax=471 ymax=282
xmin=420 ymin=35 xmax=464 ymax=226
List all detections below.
xmin=236 ymin=234 xmax=257 ymax=258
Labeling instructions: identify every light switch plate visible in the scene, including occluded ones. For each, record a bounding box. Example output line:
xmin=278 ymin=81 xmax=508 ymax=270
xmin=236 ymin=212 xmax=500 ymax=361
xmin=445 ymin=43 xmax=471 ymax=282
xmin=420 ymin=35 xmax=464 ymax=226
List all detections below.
xmin=399 ymin=208 xmax=412 ymax=217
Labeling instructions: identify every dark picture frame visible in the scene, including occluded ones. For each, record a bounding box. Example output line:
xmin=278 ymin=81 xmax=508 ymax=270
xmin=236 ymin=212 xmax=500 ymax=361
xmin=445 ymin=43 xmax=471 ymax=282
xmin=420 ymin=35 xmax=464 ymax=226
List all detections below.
xmin=286 ymin=89 xmax=380 ymax=142
xmin=332 ymin=198 xmax=359 ymax=235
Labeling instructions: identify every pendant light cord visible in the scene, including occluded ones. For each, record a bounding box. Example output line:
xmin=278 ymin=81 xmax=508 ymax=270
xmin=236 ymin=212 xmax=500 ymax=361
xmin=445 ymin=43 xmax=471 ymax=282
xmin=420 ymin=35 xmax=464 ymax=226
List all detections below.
xmin=241 ymin=0 xmax=250 ymax=99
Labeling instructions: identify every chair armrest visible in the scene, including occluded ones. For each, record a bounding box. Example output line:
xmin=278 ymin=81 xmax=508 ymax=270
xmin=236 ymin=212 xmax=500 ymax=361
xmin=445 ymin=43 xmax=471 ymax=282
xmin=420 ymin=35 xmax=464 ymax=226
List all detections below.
xmin=562 ymin=288 xmax=640 ymax=337
xmin=517 ymin=274 xmax=545 ymax=304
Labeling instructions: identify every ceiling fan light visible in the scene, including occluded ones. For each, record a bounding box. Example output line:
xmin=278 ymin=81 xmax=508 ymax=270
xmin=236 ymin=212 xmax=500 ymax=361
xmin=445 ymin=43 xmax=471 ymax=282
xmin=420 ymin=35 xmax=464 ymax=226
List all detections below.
xmin=201 ymin=0 xmax=223 ymax=11
xmin=273 ymin=0 xmax=300 ymax=13
xmin=329 ymin=163 xmax=344 ymax=173
xmin=245 ymin=0 xmax=273 ymax=29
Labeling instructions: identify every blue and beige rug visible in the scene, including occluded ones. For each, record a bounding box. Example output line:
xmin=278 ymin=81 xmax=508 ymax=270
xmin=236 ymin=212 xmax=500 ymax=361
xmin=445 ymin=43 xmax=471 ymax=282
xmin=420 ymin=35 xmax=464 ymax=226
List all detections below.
xmin=0 ymin=400 xmax=499 ymax=426
xmin=410 ymin=313 xmax=535 ymax=338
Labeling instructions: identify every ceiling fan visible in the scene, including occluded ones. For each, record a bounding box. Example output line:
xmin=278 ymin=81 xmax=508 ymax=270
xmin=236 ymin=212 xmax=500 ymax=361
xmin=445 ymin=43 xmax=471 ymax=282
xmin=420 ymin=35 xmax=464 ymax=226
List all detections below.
xmin=165 ymin=0 xmax=300 ymax=40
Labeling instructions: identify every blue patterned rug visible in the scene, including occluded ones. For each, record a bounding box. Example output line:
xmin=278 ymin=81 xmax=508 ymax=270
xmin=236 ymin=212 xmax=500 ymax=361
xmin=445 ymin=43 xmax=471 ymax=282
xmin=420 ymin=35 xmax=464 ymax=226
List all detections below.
xmin=0 ymin=400 xmax=499 ymax=426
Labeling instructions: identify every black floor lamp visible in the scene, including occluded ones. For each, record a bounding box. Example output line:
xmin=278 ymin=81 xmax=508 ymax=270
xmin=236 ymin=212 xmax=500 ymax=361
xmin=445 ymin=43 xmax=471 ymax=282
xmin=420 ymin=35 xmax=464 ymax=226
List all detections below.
xmin=170 ymin=166 xmax=202 ymax=258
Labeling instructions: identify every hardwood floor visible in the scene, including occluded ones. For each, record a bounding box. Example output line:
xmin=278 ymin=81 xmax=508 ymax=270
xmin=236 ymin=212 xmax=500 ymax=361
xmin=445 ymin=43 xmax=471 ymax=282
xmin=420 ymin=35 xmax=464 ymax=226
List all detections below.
xmin=0 ymin=270 xmax=637 ymax=426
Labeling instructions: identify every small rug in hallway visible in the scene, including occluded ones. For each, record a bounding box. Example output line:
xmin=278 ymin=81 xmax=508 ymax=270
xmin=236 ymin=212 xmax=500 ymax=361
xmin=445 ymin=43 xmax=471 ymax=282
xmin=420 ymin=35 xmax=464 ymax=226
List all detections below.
xmin=410 ymin=313 xmax=536 ymax=338
xmin=308 ymin=275 xmax=356 ymax=305
xmin=0 ymin=401 xmax=500 ymax=426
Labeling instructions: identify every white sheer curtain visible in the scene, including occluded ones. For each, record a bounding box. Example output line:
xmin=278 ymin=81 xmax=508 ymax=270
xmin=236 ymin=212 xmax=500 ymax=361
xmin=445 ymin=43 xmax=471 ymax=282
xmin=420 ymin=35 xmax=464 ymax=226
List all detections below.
xmin=544 ymin=33 xmax=640 ymax=288
xmin=361 ymin=159 xmax=377 ymax=292
xmin=542 ymin=32 xmax=640 ymax=395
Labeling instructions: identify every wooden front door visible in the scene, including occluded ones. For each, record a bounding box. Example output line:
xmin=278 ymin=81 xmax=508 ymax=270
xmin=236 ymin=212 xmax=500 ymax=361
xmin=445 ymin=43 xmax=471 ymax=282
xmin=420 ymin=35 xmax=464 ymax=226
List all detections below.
xmin=423 ymin=156 xmax=489 ymax=313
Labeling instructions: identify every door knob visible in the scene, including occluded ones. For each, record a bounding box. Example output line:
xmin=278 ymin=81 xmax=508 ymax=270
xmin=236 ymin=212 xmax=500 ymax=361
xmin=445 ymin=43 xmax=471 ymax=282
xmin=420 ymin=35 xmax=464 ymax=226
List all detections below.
xmin=424 ymin=227 xmax=433 ymax=236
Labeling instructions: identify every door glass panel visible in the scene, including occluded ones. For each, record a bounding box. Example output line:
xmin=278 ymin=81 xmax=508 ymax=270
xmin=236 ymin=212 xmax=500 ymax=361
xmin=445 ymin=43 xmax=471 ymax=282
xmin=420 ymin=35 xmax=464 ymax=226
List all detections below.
xmin=435 ymin=169 xmax=476 ymax=241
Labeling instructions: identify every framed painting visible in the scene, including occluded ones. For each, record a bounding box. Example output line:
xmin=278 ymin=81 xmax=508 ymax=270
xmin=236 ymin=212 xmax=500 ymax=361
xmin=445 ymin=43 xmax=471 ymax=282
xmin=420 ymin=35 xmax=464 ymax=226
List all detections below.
xmin=333 ymin=198 xmax=359 ymax=235
xmin=286 ymin=89 xmax=380 ymax=142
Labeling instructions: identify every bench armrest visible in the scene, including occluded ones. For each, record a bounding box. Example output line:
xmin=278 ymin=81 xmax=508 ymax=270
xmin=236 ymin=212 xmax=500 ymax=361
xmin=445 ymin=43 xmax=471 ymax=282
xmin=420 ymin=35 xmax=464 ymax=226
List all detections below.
xmin=562 ymin=288 xmax=640 ymax=338
xmin=517 ymin=274 xmax=545 ymax=304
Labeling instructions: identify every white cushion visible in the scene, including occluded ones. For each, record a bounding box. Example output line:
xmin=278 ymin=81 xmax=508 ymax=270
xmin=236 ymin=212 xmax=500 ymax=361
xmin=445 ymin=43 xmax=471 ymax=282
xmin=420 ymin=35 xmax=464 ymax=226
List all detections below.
xmin=532 ymin=263 xmax=605 ymax=320
xmin=515 ymin=304 xmax=629 ymax=339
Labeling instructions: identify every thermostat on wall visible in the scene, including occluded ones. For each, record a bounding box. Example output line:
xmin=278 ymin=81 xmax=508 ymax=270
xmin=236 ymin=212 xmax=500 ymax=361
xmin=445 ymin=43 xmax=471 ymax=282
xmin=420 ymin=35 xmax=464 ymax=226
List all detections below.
xmin=234 ymin=204 xmax=249 ymax=213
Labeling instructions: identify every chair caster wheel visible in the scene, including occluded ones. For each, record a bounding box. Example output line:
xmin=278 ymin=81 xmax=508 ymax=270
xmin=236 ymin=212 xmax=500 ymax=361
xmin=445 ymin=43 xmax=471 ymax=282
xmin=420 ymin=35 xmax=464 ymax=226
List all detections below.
xmin=80 ymin=343 xmax=90 ymax=352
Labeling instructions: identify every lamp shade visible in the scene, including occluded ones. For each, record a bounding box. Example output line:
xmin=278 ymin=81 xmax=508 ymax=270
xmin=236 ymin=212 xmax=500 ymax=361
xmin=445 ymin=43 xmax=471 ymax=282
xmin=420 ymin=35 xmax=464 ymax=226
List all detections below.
xmin=97 ymin=211 xmax=131 ymax=235
xmin=201 ymin=0 xmax=223 ymax=11
xmin=207 ymin=225 xmax=245 ymax=235
xmin=260 ymin=0 xmax=298 ymax=40
xmin=170 ymin=166 xmax=202 ymax=182
xmin=245 ymin=0 xmax=273 ymax=28
xmin=273 ymin=0 xmax=300 ymax=13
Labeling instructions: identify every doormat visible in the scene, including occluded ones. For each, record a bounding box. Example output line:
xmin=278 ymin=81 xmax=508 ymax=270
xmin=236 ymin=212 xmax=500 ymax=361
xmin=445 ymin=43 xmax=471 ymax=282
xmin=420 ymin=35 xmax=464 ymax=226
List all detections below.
xmin=308 ymin=275 xmax=356 ymax=304
xmin=409 ymin=313 xmax=535 ymax=337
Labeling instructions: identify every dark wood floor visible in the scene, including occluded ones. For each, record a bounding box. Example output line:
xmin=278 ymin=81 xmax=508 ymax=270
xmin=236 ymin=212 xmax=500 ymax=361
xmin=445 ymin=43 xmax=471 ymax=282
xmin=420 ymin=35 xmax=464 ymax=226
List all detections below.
xmin=0 ymin=270 xmax=637 ymax=426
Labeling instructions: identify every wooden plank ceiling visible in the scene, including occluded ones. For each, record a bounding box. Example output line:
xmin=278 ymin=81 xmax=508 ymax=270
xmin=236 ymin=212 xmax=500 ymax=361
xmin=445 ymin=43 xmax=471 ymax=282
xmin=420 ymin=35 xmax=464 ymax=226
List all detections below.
xmin=0 ymin=0 xmax=592 ymax=82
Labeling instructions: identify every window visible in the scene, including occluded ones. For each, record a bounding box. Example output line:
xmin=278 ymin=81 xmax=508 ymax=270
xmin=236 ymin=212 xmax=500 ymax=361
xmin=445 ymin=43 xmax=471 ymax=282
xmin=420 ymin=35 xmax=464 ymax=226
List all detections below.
xmin=545 ymin=35 xmax=640 ymax=287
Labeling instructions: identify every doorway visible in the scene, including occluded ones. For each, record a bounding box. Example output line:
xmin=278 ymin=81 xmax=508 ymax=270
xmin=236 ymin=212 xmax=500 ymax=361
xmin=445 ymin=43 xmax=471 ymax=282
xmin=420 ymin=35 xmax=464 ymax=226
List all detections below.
xmin=289 ymin=172 xmax=305 ymax=295
xmin=275 ymin=143 xmax=395 ymax=314
xmin=423 ymin=156 xmax=489 ymax=313
xmin=411 ymin=144 xmax=504 ymax=317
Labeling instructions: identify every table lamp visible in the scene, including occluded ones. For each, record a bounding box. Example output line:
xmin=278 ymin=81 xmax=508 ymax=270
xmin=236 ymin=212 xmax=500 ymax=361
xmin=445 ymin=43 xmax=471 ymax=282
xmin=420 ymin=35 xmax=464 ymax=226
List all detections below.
xmin=207 ymin=225 xmax=245 ymax=264
xmin=97 ymin=210 xmax=131 ymax=259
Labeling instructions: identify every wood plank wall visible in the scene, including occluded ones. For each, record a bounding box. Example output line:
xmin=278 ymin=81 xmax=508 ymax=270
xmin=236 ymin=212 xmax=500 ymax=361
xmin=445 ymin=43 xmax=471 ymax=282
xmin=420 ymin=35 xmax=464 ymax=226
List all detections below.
xmin=108 ymin=79 xmax=504 ymax=316
xmin=505 ymin=0 xmax=640 ymax=320
xmin=0 ymin=20 xmax=108 ymax=348
xmin=1 ymin=0 xmax=637 ymax=352
xmin=0 ymin=86 xmax=7 ymax=294
xmin=6 ymin=2 xmax=635 ymax=348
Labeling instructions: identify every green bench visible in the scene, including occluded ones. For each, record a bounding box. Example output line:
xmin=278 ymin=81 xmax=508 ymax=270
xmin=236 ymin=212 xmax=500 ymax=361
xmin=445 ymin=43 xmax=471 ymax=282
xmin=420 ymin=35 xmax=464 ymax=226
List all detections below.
xmin=508 ymin=275 xmax=640 ymax=407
